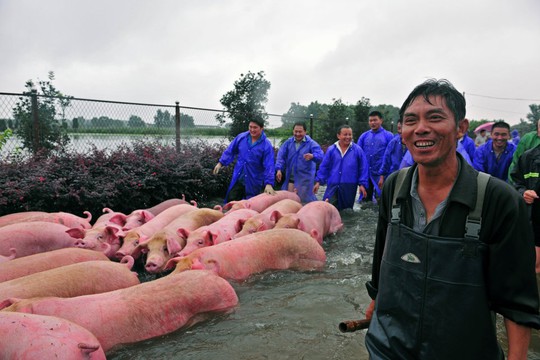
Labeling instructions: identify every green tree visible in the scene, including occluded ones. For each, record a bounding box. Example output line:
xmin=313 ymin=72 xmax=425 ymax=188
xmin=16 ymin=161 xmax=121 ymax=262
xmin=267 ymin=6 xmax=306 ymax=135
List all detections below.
xmin=0 ymin=129 xmax=12 ymax=151
xmin=318 ymin=99 xmax=355 ymax=145
xmin=154 ymin=109 xmax=174 ymax=128
xmin=281 ymin=102 xmax=308 ymax=128
xmin=527 ymin=104 xmax=540 ymax=128
xmin=216 ymin=71 xmax=271 ymax=139
xmin=12 ymin=71 xmax=71 ymax=154
xmin=128 ymin=115 xmax=146 ymax=128
xmin=180 ymin=113 xmax=195 ymax=128
xmin=351 ymin=97 xmax=371 ymax=140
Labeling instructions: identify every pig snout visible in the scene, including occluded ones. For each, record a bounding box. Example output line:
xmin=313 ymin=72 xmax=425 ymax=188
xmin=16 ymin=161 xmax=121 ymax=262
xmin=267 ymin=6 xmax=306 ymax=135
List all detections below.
xmin=115 ymin=250 xmax=127 ymax=260
xmin=145 ymin=257 xmax=165 ymax=273
xmin=74 ymin=239 xmax=92 ymax=249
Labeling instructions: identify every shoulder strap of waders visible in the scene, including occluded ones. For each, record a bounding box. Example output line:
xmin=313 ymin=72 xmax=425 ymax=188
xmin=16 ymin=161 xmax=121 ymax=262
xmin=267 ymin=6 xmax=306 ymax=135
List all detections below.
xmin=464 ymin=171 xmax=490 ymax=240
xmin=391 ymin=167 xmax=411 ymax=223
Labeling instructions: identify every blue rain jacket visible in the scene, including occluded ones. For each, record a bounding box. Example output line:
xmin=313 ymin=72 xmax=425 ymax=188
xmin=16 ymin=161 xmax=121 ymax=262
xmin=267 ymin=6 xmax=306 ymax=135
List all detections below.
xmin=219 ymin=131 xmax=275 ymax=202
xmin=473 ymin=140 xmax=516 ymax=181
xmin=275 ymin=135 xmax=323 ymax=203
xmin=315 ymin=143 xmax=368 ymax=210
xmin=378 ymin=134 xmax=405 ymax=178
xmin=357 ymin=128 xmax=394 ymax=177
xmin=460 ymin=133 xmax=476 ymax=160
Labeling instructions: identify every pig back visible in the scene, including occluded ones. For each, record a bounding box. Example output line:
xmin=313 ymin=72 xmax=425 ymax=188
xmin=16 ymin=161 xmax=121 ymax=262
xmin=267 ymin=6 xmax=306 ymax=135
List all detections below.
xmin=0 ymin=260 xmax=140 ymax=302
xmin=0 ymin=248 xmax=109 ymax=283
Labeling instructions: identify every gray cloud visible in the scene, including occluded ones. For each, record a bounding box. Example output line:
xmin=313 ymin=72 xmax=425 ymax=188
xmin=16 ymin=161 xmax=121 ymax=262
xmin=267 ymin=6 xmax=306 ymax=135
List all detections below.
xmin=1 ymin=0 xmax=539 ymax=125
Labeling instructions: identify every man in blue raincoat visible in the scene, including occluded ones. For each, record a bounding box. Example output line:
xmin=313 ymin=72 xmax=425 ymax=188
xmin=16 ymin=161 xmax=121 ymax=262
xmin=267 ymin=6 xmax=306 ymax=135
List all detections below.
xmin=314 ymin=125 xmax=368 ymax=210
xmin=473 ymin=121 xmax=516 ymax=181
xmin=377 ymin=118 xmax=405 ymax=189
xmin=357 ymin=111 xmax=394 ymax=202
xmin=275 ymin=122 xmax=323 ymax=203
xmin=213 ymin=118 xmax=276 ymax=202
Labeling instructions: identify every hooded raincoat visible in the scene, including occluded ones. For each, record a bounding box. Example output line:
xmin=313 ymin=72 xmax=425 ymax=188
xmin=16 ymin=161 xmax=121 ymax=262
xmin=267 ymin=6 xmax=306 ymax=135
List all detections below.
xmin=315 ymin=142 xmax=368 ymax=210
xmin=219 ymin=130 xmax=275 ymax=203
xmin=275 ymin=135 xmax=323 ymax=203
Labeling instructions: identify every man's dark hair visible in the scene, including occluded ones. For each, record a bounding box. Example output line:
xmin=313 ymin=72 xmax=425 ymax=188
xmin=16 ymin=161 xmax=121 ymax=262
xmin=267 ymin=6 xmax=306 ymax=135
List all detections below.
xmin=369 ymin=110 xmax=383 ymax=119
xmin=491 ymin=121 xmax=510 ymax=132
xmin=249 ymin=114 xmax=265 ymax=128
xmin=293 ymin=122 xmax=307 ymax=131
xmin=399 ymin=79 xmax=466 ymax=126
xmin=337 ymin=124 xmax=352 ymax=134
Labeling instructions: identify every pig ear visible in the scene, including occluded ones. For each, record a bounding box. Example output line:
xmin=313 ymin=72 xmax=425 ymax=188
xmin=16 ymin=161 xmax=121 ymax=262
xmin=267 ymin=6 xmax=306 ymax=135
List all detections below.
xmin=269 ymin=210 xmax=282 ymax=223
xmin=233 ymin=219 xmax=244 ymax=233
xmin=207 ymin=230 xmax=219 ymax=245
xmin=310 ymin=229 xmax=320 ymax=243
xmin=108 ymin=214 xmax=127 ymax=226
xmin=223 ymin=201 xmax=234 ymax=210
xmin=167 ymin=238 xmax=183 ymax=256
xmin=131 ymin=244 xmax=147 ymax=258
xmin=140 ymin=210 xmax=154 ymax=223
xmin=0 ymin=298 xmax=21 ymax=311
xmin=66 ymin=228 xmax=86 ymax=239
xmin=177 ymin=228 xmax=190 ymax=240
xmin=213 ymin=205 xmax=223 ymax=212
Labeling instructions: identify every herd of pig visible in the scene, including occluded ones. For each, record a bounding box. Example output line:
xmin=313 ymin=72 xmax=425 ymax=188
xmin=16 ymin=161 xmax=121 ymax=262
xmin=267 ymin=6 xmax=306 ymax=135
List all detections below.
xmin=0 ymin=191 xmax=344 ymax=358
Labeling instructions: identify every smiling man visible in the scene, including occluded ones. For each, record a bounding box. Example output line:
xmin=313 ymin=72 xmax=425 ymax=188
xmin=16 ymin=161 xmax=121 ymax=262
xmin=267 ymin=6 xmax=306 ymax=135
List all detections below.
xmin=364 ymin=79 xmax=540 ymax=360
xmin=314 ymin=125 xmax=368 ymax=210
xmin=472 ymin=121 xmax=516 ymax=181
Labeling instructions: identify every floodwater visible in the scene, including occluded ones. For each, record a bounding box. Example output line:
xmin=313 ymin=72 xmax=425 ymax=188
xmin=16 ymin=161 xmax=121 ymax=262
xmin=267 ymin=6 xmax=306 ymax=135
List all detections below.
xmin=107 ymin=201 xmax=540 ymax=360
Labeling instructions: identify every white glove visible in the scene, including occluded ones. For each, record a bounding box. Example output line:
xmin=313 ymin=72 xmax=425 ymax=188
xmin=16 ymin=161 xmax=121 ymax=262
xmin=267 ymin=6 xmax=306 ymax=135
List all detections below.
xmin=213 ymin=163 xmax=222 ymax=175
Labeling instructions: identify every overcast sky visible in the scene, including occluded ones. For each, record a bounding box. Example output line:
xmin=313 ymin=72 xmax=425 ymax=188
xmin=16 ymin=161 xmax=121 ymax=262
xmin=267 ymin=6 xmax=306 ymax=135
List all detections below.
xmin=1 ymin=0 xmax=539 ymax=127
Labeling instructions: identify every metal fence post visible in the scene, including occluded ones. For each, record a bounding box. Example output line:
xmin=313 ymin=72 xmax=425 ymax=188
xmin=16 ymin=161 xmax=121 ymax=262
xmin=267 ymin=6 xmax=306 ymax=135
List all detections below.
xmin=309 ymin=114 xmax=313 ymax=136
xmin=30 ymin=89 xmax=40 ymax=153
xmin=175 ymin=101 xmax=181 ymax=153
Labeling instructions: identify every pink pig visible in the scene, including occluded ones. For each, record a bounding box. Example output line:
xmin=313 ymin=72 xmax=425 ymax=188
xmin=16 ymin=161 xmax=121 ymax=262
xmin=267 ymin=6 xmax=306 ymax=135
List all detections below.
xmin=1 ymin=270 xmax=238 ymax=353
xmin=223 ymin=190 xmax=301 ymax=213
xmin=67 ymin=224 xmax=123 ymax=259
xmin=233 ymin=199 xmax=303 ymax=238
xmin=178 ymin=208 xmax=259 ymax=257
xmin=115 ymin=203 xmax=198 ymax=260
xmin=0 ymin=248 xmax=109 ymax=283
xmin=133 ymin=208 xmax=224 ymax=273
xmin=166 ymin=228 xmax=326 ymax=281
xmin=0 ymin=312 xmax=106 ymax=359
xmin=273 ymin=200 xmax=343 ymax=244
xmin=122 ymin=197 xmax=193 ymax=231
xmin=0 ymin=221 xmax=80 ymax=259
xmin=0 ymin=210 xmax=92 ymax=229
xmin=0 ymin=260 xmax=140 ymax=303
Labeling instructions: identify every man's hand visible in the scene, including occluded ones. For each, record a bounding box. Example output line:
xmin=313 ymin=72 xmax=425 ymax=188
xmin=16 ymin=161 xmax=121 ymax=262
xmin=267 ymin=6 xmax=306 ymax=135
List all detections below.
xmin=303 ymin=153 xmax=314 ymax=161
xmin=523 ymin=190 xmax=538 ymax=204
xmin=378 ymin=175 xmax=384 ymax=189
xmin=359 ymin=185 xmax=367 ymax=198
xmin=213 ymin=163 xmax=222 ymax=175
xmin=264 ymin=184 xmax=276 ymax=195
xmin=313 ymin=182 xmax=320 ymax=194
xmin=276 ymin=170 xmax=282 ymax=182
xmin=365 ymin=300 xmax=375 ymax=320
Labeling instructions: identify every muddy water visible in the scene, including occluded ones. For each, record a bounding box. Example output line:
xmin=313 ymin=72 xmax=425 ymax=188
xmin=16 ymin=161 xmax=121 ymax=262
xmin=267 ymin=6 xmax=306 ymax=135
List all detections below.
xmin=108 ymin=202 xmax=540 ymax=359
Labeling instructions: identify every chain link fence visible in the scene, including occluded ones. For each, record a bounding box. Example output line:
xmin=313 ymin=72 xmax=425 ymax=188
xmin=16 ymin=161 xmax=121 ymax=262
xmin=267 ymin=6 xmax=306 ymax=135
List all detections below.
xmin=0 ymin=92 xmax=288 ymax=159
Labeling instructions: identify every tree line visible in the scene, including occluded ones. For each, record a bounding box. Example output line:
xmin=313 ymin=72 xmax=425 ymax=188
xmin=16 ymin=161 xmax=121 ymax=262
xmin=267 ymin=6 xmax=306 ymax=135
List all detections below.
xmin=4 ymin=70 xmax=540 ymax=154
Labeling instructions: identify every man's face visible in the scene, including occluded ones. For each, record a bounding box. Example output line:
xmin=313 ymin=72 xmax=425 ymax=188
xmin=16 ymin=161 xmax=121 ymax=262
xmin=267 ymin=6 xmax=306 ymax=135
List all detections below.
xmin=397 ymin=121 xmax=402 ymax=135
xmin=369 ymin=116 xmax=383 ymax=131
xmin=491 ymin=127 xmax=510 ymax=152
xmin=249 ymin=121 xmax=263 ymax=139
xmin=293 ymin=125 xmax=306 ymax=142
xmin=401 ymin=95 xmax=466 ymax=168
xmin=337 ymin=127 xmax=353 ymax=146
